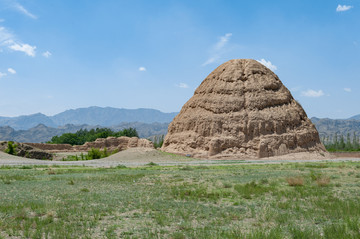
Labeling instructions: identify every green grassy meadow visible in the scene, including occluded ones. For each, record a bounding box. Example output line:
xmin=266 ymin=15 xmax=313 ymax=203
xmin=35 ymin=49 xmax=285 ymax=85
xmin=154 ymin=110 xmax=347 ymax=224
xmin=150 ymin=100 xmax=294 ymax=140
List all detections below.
xmin=1 ymin=162 xmax=360 ymax=238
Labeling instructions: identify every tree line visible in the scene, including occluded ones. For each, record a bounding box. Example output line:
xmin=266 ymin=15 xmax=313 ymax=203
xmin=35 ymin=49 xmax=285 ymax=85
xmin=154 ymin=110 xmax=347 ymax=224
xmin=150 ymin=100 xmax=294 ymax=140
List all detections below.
xmin=321 ymin=132 xmax=360 ymax=152
xmin=48 ymin=128 xmax=139 ymax=145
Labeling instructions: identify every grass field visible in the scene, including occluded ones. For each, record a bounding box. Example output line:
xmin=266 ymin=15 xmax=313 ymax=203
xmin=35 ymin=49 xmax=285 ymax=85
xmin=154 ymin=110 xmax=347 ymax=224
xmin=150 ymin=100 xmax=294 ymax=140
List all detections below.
xmin=1 ymin=161 xmax=360 ymax=238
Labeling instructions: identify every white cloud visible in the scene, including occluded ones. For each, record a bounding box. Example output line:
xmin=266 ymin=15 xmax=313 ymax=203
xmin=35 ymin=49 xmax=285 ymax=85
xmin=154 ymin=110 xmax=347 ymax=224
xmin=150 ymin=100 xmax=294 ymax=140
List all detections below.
xmin=215 ymin=33 xmax=232 ymax=50
xmin=202 ymin=33 xmax=232 ymax=66
xmin=257 ymin=59 xmax=277 ymax=71
xmin=42 ymin=51 xmax=52 ymax=58
xmin=0 ymin=26 xmax=36 ymax=57
xmin=301 ymin=89 xmax=325 ymax=98
xmin=7 ymin=68 xmax=16 ymax=74
xmin=0 ymin=26 xmax=14 ymax=43
xmin=202 ymin=57 xmax=217 ymax=66
xmin=336 ymin=5 xmax=353 ymax=12
xmin=176 ymin=83 xmax=189 ymax=88
xmin=344 ymin=88 xmax=351 ymax=92
xmin=0 ymin=72 xmax=6 ymax=78
xmin=138 ymin=66 xmax=146 ymax=72
xmin=0 ymin=19 xmax=4 ymax=23
xmin=290 ymin=86 xmax=302 ymax=92
xmin=13 ymin=2 xmax=37 ymax=19
xmin=9 ymin=43 xmax=36 ymax=57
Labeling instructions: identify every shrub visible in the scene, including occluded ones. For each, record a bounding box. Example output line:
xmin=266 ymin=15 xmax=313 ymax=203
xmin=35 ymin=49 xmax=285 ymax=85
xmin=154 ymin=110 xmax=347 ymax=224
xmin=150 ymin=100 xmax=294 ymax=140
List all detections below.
xmin=88 ymin=148 xmax=102 ymax=159
xmin=3 ymin=180 xmax=11 ymax=184
xmin=115 ymin=164 xmax=127 ymax=169
xmin=316 ymin=176 xmax=330 ymax=187
xmin=5 ymin=141 xmax=17 ymax=155
xmin=260 ymin=178 xmax=269 ymax=184
xmin=47 ymin=168 xmax=56 ymax=175
xmin=223 ymin=182 xmax=232 ymax=188
xmin=146 ymin=162 xmax=158 ymax=166
xmin=286 ymin=177 xmax=304 ymax=186
xmin=180 ymin=166 xmax=193 ymax=171
xmin=102 ymin=147 xmax=108 ymax=157
xmin=234 ymin=181 xmax=270 ymax=199
xmin=80 ymin=188 xmax=90 ymax=192
xmin=20 ymin=165 xmax=32 ymax=169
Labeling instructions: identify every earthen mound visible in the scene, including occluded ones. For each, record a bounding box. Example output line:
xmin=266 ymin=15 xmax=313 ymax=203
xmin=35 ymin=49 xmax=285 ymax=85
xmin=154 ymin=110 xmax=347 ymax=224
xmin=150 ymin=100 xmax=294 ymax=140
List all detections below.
xmin=0 ymin=141 xmax=53 ymax=160
xmin=161 ymin=59 xmax=326 ymax=158
xmin=27 ymin=137 xmax=154 ymax=152
xmin=74 ymin=136 xmax=154 ymax=151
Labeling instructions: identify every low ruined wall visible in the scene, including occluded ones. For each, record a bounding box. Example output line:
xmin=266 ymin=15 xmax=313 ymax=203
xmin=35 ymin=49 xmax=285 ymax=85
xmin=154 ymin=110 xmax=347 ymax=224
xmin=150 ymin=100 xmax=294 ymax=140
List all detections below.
xmin=74 ymin=137 xmax=154 ymax=151
xmin=25 ymin=143 xmax=74 ymax=151
xmin=26 ymin=137 xmax=154 ymax=152
xmin=0 ymin=141 xmax=53 ymax=160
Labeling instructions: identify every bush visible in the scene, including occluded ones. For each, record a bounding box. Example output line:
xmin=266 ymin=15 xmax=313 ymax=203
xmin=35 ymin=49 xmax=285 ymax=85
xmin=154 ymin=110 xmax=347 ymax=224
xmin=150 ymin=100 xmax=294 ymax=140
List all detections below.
xmin=146 ymin=162 xmax=158 ymax=166
xmin=5 ymin=141 xmax=17 ymax=155
xmin=316 ymin=176 xmax=330 ymax=187
xmin=47 ymin=168 xmax=56 ymax=175
xmin=88 ymin=148 xmax=102 ymax=159
xmin=286 ymin=177 xmax=304 ymax=186
xmin=80 ymin=188 xmax=89 ymax=192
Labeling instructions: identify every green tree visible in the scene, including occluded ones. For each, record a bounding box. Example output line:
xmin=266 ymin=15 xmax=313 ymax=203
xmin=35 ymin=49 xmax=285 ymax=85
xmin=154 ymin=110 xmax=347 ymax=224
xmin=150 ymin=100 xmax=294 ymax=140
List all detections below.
xmin=114 ymin=127 xmax=139 ymax=137
xmin=345 ymin=133 xmax=351 ymax=151
xmin=353 ymin=132 xmax=359 ymax=150
xmin=48 ymin=127 xmax=139 ymax=145
xmin=339 ymin=135 xmax=345 ymax=150
xmin=5 ymin=141 xmax=17 ymax=155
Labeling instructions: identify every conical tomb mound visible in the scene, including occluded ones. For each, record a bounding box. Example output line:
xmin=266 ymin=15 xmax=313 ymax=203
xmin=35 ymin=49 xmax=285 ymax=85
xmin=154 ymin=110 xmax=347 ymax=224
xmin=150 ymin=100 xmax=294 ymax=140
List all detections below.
xmin=162 ymin=59 xmax=326 ymax=158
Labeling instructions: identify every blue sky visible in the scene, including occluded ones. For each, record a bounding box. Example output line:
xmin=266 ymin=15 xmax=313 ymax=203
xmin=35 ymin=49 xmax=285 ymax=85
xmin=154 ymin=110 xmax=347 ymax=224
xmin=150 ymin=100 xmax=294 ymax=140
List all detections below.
xmin=0 ymin=0 xmax=359 ymax=119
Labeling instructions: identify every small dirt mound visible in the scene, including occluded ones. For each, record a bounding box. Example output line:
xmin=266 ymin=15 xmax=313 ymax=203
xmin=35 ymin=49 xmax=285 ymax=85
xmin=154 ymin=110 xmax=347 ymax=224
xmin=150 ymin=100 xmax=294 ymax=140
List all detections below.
xmin=0 ymin=141 xmax=53 ymax=160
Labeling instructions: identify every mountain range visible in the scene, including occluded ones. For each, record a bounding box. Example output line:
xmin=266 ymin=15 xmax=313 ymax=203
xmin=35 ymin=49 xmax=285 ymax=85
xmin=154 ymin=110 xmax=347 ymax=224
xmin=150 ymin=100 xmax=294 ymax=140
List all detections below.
xmin=0 ymin=107 xmax=178 ymax=130
xmin=311 ymin=117 xmax=360 ymax=139
xmin=1 ymin=106 xmax=360 ymax=143
xmin=0 ymin=122 xmax=170 ymax=143
xmin=349 ymin=114 xmax=360 ymax=121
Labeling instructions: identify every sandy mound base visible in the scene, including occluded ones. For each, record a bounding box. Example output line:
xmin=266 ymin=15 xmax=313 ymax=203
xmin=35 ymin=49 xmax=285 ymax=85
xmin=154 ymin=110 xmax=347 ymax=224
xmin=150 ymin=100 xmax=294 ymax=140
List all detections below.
xmin=0 ymin=148 xmax=355 ymax=167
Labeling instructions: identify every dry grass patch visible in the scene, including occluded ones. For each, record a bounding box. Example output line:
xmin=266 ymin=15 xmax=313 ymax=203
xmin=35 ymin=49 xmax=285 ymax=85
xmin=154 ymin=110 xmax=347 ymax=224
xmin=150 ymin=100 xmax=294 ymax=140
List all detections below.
xmin=316 ymin=176 xmax=330 ymax=187
xmin=286 ymin=176 xmax=304 ymax=186
xmin=47 ymin=168 xmax=56 ymax=175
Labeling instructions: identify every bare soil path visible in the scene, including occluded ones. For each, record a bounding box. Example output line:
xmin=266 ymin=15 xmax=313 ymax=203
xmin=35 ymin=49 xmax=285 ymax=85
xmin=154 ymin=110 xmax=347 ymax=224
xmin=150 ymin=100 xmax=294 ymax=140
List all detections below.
xmin=1 ymin=148 xmax=359 ymax=167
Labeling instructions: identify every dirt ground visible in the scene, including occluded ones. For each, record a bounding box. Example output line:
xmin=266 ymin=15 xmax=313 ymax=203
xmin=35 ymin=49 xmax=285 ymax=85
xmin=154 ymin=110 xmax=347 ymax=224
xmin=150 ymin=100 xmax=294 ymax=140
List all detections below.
xmin=330 ymin=152 xmax=360 ymax=158
xmin=1 ymin=148 xmax=360 ymax=167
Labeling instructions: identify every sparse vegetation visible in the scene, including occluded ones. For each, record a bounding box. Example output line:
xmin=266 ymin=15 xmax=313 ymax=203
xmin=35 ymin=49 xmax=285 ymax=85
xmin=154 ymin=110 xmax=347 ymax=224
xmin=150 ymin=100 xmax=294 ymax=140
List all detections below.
xmin=286 ymin=176 xmax=304 ymax=186
xmin=61 ymin=147 xmax=116 ymax=161
xmin=48 ymin=127 xmax=139 ymax=145
xmin=0 ymin=162 xmax=359 ymax=238
xmin=146 ymin=161 xmax=158 ymax=166
xmin=152 ymin=135 xmax=164 ymax=148
xmin=322 ymin=132 xmax=360 ymax=152
xmin=316 ymin=175 xmax=331 ymax=187
xmin=5 ymin=141 xmax=17 ymax=155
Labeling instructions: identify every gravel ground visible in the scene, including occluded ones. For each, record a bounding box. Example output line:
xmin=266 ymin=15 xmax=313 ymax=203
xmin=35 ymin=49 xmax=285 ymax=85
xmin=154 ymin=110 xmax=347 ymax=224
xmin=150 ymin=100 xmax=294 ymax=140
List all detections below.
xmin=1 ymin=148 xmax=360 ymax=167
